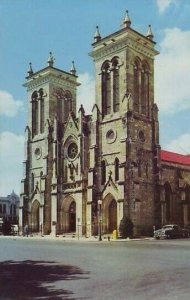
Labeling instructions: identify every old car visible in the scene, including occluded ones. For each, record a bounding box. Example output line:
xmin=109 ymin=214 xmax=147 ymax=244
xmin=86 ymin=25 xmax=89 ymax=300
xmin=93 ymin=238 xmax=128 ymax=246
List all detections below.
xmin=154 ymin=224 xmax=189 ymax=239
xmin=11 ymin=224 xmax=19 ymax=235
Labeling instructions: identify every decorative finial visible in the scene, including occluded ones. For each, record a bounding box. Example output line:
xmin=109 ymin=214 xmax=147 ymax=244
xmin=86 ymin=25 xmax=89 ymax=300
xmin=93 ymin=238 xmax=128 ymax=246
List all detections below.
xmin=79 ymin=104 xmax=85 ymax=114
xmin=70 ymin=61 xmax=76 ymax=75
xmin=47 ymin=52 xmax=54 ymax=67
xmin=123 ymin=10 xmax=131 ymax=28
xmin=27 ymin=62 xmax=33 ymax=76
xmin=146 ymin=24 xmax=154 ymax=40
xmin=94 ymin=26 xmax=101 ymax=43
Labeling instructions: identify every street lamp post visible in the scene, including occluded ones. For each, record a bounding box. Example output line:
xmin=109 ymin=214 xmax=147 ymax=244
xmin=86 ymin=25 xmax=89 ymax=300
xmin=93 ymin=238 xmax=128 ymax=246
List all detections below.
xmin=98 ymin=199 xmax=102 ymax=241
xmin=77 ymin=217 xmax=80 ymax=240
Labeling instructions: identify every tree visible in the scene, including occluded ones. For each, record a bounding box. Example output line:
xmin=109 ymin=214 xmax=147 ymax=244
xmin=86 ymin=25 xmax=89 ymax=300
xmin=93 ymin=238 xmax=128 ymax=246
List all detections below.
xmin=119 ymin=216 xmax=134 ymax=238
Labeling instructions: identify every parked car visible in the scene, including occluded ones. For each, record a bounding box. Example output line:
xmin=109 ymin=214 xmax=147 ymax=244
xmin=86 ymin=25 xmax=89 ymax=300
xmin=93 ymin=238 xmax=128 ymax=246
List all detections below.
xmin=154 ymin=224 xmax=189 ymax=239
xmin=11 ymin=224 xmax=19 ymax=235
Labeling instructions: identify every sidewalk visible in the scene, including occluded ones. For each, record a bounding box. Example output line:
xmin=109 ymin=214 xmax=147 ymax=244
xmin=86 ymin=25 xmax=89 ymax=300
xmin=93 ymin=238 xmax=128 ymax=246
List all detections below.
xmin=0 ymin=233 xmax=154 ymax=242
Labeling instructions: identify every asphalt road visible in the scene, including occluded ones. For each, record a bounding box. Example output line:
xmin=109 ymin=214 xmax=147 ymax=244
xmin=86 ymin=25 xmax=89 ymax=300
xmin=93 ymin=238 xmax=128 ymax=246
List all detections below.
xmin=0 ymin=237 xmax=190 ymax=300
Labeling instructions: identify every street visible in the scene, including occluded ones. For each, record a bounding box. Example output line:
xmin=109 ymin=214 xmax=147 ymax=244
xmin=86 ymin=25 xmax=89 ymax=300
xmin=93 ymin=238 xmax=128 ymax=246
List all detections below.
xmin=0 ymin=237 xmax=190 ymax=299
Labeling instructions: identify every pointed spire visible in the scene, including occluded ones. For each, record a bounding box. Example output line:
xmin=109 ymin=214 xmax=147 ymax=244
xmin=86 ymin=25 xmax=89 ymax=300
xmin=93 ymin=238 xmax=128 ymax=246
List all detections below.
xmin=27 ymin=62 xmax=33 ymax=77
xmin=70 ymin=61 xmax=76 ymax=75
xmin=123 ymin=10 xmax=131 ymax=28
xmin=146 ymin=25 xmax=154 ymax=40
xmin=94 ymin=26 xmax=101 ymax=43
xmin=79 ymin=104 xmax=85 ymax=114
xmin=47 ymin=52 xmax=54 ymax=67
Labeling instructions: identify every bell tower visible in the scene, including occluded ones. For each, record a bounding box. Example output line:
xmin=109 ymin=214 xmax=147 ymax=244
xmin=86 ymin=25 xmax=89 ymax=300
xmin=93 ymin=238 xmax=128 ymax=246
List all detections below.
xmin=19 ymin=53 xmax=79 ymax=235
xmin=91 ymin=11 xmax=158 ymax=120
xmin=90 ymin=11 xmax=160 ymax=236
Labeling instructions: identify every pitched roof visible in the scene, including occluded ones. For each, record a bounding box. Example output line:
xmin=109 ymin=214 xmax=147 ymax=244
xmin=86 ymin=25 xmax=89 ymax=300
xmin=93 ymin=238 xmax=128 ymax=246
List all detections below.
xmin=161 ymin=150 xmax=190 ymax=166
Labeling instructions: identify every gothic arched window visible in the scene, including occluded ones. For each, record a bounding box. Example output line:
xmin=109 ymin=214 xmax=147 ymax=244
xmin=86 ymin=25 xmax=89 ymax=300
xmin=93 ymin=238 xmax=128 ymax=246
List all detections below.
xmin=133 ymin=59 xmax=140 ymax=113
xmin=57 ymin=98 xmax=63 ymax=122
xmin=115 ymin=157 xmax=119 ymax=181
xmin=185 ymin=184 xmax=190 ymax=222
xmin=141 ymin=62 xmax=149 ymax=115
xmin=101 ymin=160 xmax=106 ymax=185
xmin=64 ymin=90 xmax=72 ymax=121
xmin=164 ymin=183 xmax=172 ymax=222
xmin=185 ymin=184 xmax=190 ymax=201
xmin=39 ymin=171 xmax=43 ymax=190
xmin=138 ymin=160 xmax=142 ymax=177
xmin=102 ymin=62 xmax=111 ymax=117
xmin=31 ymin=173 xmax=34 ymax=192
xmin=112 ymin=58 xmax=120 ymax=112
xmin=31 ymin=91 xmax=38 ymax=137
xmin=39 ymin=89 xmax=45 ymax=134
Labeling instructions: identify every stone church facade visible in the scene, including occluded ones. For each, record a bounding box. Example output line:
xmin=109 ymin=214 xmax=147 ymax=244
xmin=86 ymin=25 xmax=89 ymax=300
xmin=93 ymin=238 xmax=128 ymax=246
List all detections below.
xmin=19 ymin=12 xmax=190 ymax=236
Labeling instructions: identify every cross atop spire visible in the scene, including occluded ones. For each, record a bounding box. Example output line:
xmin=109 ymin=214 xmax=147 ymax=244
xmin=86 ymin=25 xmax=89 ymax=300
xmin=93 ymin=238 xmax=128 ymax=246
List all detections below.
xmin=27 ymin=62 xmax=33 ymax=77
xmin=146 ymin=24 xmax=154 ymax=40
xmin=94 ymin=26 xmax=101 ymax=43
xmin=123 ymin=10 xmax=131 ymax=28
xmin=70 ymin=61 xmax=76 ymax=75
xmin=47 ymin=52 xmax=54 ymax=67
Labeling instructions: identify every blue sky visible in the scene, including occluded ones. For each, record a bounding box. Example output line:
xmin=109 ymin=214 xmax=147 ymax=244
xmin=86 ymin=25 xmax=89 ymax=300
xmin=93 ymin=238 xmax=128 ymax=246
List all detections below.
xmin=1 ymin=0 xmax=190 ymax=196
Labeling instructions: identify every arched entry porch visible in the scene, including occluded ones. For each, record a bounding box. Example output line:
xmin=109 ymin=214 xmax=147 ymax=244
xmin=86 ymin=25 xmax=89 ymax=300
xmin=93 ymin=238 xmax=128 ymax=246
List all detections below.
xmin=102 ymin=194 xmax=117 ymax=234
xmin=31 ymin=200 xmax=40 ymax=233
xmin=60 ymin=197 xmax=76 ymax=233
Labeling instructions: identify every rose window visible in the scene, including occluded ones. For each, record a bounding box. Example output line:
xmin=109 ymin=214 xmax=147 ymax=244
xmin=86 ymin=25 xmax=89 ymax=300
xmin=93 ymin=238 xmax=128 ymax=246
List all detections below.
xmin=67 ymin=142 xmax=78 ymax=159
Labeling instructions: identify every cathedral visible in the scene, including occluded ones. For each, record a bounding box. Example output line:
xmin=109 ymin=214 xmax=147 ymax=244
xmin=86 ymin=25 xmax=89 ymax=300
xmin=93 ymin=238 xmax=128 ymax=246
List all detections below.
xmin=19 ymin=11 xmax=190 ymax=237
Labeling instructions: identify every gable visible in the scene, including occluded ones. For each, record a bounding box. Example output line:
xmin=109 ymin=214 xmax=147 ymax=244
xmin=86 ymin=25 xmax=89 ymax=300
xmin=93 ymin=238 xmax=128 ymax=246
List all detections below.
xmin=63 ymin=113 xmax=79 ymax=142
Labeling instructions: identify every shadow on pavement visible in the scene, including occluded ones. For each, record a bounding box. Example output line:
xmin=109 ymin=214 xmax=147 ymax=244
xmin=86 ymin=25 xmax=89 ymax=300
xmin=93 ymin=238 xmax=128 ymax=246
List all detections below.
xmin=0 ymin=260 xmax=89 ymax=300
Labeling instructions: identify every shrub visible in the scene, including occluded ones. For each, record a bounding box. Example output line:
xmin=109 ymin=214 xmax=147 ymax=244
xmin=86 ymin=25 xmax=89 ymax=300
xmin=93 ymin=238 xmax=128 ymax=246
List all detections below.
xmin=119 ymin=216 xmax=134 ymax=238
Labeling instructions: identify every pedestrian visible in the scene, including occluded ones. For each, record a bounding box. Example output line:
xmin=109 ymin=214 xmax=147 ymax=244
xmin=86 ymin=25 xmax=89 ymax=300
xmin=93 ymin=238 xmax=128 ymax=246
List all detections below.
xmin=24 ymin=224 xmax=29 ymax=237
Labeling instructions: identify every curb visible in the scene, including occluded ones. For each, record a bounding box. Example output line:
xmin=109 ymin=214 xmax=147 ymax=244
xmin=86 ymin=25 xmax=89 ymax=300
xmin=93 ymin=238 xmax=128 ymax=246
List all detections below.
xmin=0 ymin=235 xmax=154 ymax=243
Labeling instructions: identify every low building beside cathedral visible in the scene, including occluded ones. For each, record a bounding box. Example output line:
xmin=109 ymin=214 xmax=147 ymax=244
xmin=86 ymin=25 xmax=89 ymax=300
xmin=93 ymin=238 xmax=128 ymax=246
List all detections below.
xmin=0 ymin=191 xmax=19 ymax=224
xmin=19 ymin=11 xmax=190 ymax=237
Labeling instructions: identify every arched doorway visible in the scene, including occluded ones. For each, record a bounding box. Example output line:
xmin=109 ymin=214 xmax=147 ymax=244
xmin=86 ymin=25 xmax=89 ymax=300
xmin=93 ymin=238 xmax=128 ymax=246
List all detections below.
xmin=31 ymin=200 xmax=40 ymax=232
xmin=109 ymin=199 xmax=117 ymax=233
xmin=60 ymin=197 xmax=76 ymax=234
xmin=102 ymin=194 xmax=117 ymax=234
xmin=69 ymin=201 xmax=76 ymax=232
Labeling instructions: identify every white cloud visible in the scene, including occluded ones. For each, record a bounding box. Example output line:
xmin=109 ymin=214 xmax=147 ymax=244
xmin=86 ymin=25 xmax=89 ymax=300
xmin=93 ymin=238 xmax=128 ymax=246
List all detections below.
xmin=0 ymin=90 xmax=24 ymax=117
xmin=77 ymin=72 xmax=95 ymax=114
xmin=165 ymin=133 xmax=190 ymax=154
xmin=0 ymin=132 xmax=24 ymax=196
xmin=156 ymin=0 xmax=177 ymax=13
xmin=155 ymin=27 xmax=190 ymax=113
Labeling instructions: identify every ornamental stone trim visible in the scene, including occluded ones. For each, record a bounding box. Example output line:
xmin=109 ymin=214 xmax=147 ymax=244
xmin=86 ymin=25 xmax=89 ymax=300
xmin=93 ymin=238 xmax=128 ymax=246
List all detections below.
xmin=91 ymin=38 xmax=157 ymax=61
xmin=25 ymin=74 xmax=78 ymax=91
xmin=102 ymin=151 xmax=120 ymax=156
